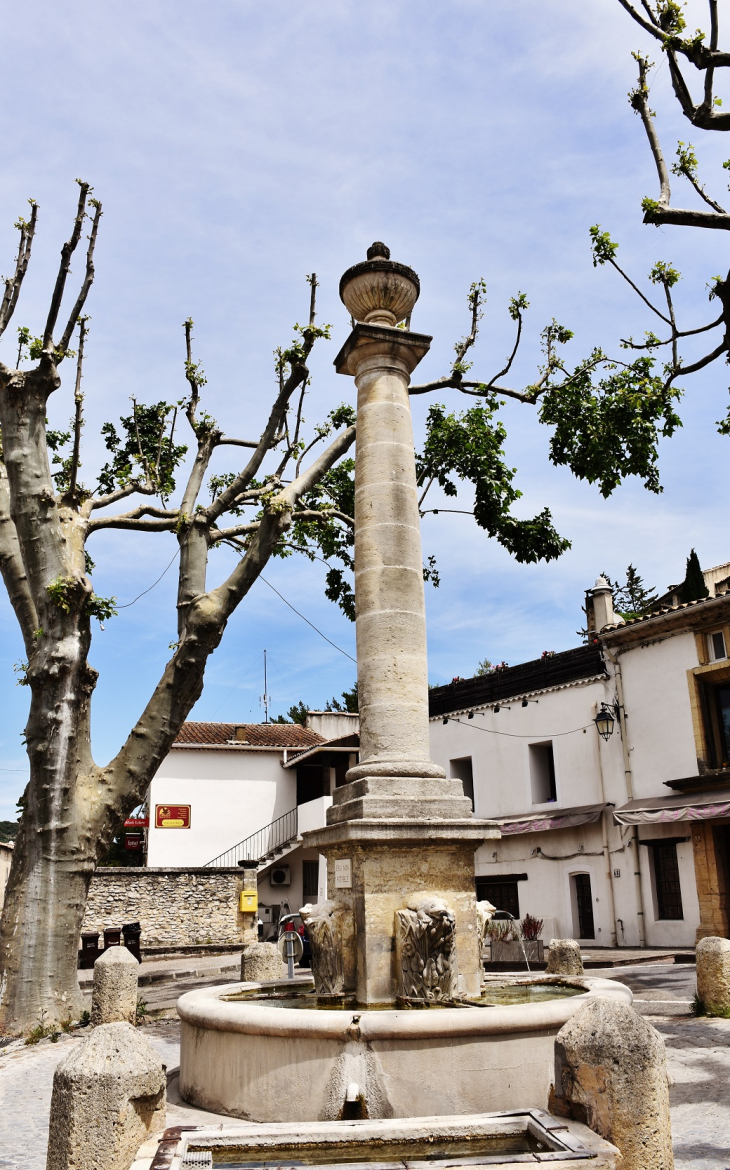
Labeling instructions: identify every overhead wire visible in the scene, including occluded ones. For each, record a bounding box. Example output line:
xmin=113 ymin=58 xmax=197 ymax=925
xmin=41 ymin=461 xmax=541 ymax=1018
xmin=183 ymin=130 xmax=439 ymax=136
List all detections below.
xmin=444 ymin=715 xmax=593 ymax=740
xmin=260 ymin=576 xmax=356 ymax=663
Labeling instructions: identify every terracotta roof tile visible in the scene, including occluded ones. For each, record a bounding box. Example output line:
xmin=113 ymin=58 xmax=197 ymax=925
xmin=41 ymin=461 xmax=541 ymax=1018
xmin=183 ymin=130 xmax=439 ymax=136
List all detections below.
xmin=173 ymin=722 xmax=325 ymax=748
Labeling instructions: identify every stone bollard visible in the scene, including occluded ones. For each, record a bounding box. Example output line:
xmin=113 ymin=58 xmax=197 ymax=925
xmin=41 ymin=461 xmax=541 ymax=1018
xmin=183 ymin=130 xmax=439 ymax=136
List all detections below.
xmin=46 ymin=1021 xmax=166 ymax=1170
xmin=91 ymin=944 xmax=139 ymax=1025
xmin=241 ymin=941 xmax=282 ymax=982
xmin=551 ymin=996 xmax=673 ymax=1170
xmin=546 ymin=938 xmax=584 ymax=976
xmin=696 ymin=935 xmax=730 ymax=1014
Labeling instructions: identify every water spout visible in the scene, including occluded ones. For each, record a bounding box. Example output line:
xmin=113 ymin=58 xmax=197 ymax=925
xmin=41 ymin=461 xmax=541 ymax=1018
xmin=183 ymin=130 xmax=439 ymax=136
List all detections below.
xmin=346 ymin=1082 xmax=360 ymax=1103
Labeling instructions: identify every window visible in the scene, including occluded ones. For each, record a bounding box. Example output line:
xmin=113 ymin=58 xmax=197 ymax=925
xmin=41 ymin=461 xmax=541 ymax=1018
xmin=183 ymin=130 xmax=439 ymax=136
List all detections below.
xmin=529 ymin=742 xmax=556 ymax=804
xmin=450 ymin=757 xmax=474 ymax=810
xmin=302 ymin=860 xmax=319 ymax=901
xmin=570 ymin=873 xmax=595 ymax=939
xmin=709 ymin=630 xmax=727 ymax=661
xmin=476 ymin=874 xmax=527 ymax=919
xmin=652 ymin=843 xmax=684 ymax=920
xmin=708 ymin=630 xmax=727 ymax=662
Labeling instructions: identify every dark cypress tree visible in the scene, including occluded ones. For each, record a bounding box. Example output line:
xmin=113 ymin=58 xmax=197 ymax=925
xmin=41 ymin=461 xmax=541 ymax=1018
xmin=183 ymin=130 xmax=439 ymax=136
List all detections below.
xmin=679 ymin=549 xmax=709 ymax=604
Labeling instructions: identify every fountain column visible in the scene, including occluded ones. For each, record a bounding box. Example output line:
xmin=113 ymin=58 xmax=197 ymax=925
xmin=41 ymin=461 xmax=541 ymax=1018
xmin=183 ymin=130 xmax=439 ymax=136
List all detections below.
xmin=303 ymin=244 xmax=498 ymax=1003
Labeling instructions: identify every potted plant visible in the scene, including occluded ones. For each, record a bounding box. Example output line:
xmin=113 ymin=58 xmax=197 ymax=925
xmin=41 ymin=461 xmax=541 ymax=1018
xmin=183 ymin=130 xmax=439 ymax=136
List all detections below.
xmin=487 ymin=915 xmax=544 ymax=965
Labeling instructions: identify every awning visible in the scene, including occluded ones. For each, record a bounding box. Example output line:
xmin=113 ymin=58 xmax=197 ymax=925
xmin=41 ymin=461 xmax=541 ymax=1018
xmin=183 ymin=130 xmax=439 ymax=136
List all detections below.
xmin=494 ymin=802 xmax=607 ymax=836
xmin=613 ymin=788 xmax=730 ymax=826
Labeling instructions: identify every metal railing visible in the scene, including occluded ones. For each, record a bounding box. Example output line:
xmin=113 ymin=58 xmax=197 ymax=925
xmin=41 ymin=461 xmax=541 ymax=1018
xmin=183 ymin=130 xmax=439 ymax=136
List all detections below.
xmin=204 ymin=807 xmax=299 ymax=868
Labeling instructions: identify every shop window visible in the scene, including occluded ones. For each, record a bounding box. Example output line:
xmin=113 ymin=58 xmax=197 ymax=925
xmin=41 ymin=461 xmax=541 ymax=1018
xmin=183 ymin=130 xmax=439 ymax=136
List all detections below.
xmin=570 ymin=873 xmax=595 ymax=939
xmin=529 ymin=741 xmax=556 ymax=804
xmin=450 ymin=756 xmax=474 ymax=810
xmin=708 ymin=630 xmax=727 ymax=662
xmin=652 ymin=843 xmax=684 ymax=920
xmin=302 ymin=860 xmax=319 ymax=901
xmin=475 ymin=874 xmax=527 ymax=919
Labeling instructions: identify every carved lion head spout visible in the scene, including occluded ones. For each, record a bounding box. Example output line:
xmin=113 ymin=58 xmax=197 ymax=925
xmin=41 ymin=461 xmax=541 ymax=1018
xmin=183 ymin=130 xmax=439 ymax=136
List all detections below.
xmin=394 ymin=896 xmax=457 ymax=1002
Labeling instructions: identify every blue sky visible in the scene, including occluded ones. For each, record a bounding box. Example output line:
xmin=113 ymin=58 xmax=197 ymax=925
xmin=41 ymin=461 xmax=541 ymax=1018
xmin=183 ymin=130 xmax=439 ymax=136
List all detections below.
xmin=1 ymin=1 xmax=728 ymax=815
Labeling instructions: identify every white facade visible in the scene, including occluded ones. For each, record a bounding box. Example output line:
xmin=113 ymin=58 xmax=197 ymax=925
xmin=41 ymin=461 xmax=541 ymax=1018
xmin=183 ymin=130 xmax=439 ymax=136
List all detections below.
xmin=428 ymin=602 xmax=720 ymax=950
xmin=147 ymin=747 xmax=297 ymax=868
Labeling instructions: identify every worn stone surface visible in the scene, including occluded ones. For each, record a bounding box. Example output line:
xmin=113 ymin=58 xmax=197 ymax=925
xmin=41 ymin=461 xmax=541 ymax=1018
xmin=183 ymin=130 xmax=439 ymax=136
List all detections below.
xmin=696 ymin=935 xmax=730 ymax=1013
xmin=82 ymin=868 xmax=247 ymax=948
xmin=395 ymin=896 xmax=456 ymax=1001
xmin=476 ymin=899 xmax=496 ymax=952
xmin=552 ymin=996 xmax=673 ymax=1170
xmin=311 ymin=832 xmax=487 ymax=1002
xmin=240 ymin=943 xmax=282 ymax=983
xmin=91 ymin=945 xmax=139 ymax=1026
xmin=45 ymin=1022 xmax=165 ymax=1170
xmin=300 ymin=901 xmax=353 ymax=997
xmin=546 ymin=938 xmax=585 ymax=976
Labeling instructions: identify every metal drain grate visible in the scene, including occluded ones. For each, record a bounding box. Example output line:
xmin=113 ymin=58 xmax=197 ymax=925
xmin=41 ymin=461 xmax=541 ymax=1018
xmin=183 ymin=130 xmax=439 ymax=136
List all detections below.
xmin=181 ymin=1153 xmax=213 ymax=1168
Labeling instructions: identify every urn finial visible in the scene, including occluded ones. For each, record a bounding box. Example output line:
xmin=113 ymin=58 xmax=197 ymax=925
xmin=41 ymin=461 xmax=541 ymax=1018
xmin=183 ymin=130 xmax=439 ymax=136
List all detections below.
xmin=339 ymin=244 xmax=420 ymax=328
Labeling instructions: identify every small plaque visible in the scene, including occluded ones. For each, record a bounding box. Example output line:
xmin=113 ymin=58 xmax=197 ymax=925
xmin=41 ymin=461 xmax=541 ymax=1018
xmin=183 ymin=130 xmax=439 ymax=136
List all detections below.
xmin=334 ymin=858 xmax=352 ymax=888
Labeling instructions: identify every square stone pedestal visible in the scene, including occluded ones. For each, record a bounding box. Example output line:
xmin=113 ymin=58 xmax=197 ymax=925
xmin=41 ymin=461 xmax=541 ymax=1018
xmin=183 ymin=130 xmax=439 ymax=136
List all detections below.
xmin=302 ymin=818 xmax=498 ymax=1004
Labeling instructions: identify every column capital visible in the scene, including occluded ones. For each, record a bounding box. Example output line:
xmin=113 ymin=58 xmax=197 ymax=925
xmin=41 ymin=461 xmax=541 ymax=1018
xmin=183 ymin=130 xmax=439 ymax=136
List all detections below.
xmin=334 ymin=322 xmax=432 ymax=378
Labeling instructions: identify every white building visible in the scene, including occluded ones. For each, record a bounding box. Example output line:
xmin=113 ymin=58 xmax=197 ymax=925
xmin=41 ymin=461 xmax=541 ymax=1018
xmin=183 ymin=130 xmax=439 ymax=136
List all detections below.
xmin=146 ymin=713 xmax=359 ymax=921
xmin=428 ymin=568 xmax=730 ymax=949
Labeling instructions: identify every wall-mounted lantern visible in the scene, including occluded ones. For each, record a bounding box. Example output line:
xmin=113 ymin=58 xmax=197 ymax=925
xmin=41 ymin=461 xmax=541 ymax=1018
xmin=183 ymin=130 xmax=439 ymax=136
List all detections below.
xmin=594 ymin=703 xmax=618 ymax=741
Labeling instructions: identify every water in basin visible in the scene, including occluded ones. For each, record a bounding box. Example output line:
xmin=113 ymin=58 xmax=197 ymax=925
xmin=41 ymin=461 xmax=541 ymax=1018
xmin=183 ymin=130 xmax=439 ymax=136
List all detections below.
xmin=220 ymin=982 xmax=584 ymax=1009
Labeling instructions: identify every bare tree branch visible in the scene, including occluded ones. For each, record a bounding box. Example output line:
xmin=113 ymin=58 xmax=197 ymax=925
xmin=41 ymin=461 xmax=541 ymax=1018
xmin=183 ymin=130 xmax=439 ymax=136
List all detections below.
xmin=86 ymin=483 xmax=156 ymax=513
xmin=0 ymin=201 xmax=38 ymax=340
xmin=216 ymin=436 xmax=259 ymax=449
xmin=42 ymin=182 xmax=89 ymax=355
xmin=57 ymin=200 xmax=102 ymax=359
xmin=87 ymin=504 xmax=178 ymax=533
xmin=67 ymin=318 xmax=88 ymax=500
xmin=617 ymin=0 xmax=730 ymax=69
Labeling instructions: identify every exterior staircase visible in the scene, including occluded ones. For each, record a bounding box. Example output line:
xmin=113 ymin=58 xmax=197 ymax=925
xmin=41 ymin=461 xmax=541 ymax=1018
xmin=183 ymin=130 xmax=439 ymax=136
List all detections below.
xmin=204 ymin=807 xmax=299 ymax=869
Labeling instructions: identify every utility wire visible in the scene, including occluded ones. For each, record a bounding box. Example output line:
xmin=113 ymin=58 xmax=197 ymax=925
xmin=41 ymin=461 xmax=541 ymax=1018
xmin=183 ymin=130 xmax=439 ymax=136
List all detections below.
xmin=117 ymin=548 xmax=180 ymax=609
xmin=445 ymin=715 xmax=592 ymax=740
xmin=260 ymin=576 xmax=356 ymax=663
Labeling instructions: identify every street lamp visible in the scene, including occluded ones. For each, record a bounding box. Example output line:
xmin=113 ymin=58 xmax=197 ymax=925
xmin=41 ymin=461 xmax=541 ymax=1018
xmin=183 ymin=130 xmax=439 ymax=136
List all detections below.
xmin=594 ymin=703 xmax=617 ymax=741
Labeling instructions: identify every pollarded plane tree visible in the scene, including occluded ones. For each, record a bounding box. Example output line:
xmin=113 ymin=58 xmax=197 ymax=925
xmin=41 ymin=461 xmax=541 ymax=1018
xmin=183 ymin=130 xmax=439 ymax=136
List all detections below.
xmin=0 ymin=174 xmax=691 ymax=1032
xmin=0 ymin=184 xmax=361 ymax=1031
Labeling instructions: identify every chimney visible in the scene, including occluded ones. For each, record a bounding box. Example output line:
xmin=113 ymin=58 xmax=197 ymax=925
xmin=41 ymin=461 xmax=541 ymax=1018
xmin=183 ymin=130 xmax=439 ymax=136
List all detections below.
xmin=591 ymin=575 xmax=617 ymax=632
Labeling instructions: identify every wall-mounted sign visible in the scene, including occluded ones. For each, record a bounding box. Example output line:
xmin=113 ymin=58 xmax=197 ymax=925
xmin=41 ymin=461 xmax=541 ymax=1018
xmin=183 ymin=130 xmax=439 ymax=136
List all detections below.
xmin=125 ymin=835 xmax=143 ymax=851
xmin=334 ymin=858 xmax=352 ymax=888
xmin=124 ymin=816 xmax=149 ymax=829
xmin=155 ymin=804 xmax=191 ymax=829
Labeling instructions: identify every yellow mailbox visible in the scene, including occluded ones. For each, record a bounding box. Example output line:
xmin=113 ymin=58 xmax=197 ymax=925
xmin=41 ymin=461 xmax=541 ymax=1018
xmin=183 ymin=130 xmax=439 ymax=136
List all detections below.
xmin=239 ymin=889 xmax=258 ymax=913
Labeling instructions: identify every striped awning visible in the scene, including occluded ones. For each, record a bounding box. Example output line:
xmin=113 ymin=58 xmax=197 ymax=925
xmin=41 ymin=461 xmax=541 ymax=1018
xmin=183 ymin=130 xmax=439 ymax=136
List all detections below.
xmin=613 ymin=789 xmax=730 ymax=826
xmin=494 ymin=802 xmax=607 ymax=836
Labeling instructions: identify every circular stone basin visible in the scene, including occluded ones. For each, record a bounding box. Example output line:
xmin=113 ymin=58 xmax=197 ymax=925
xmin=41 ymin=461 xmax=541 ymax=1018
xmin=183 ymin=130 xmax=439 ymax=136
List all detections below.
xmin=177 ymin=974 xmax=632 ymax=1123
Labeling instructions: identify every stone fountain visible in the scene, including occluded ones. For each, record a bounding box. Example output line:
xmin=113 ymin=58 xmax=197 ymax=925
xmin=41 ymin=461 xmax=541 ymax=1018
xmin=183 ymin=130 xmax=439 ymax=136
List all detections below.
xmin=176 ymin=246 xmax=632 ymax=1122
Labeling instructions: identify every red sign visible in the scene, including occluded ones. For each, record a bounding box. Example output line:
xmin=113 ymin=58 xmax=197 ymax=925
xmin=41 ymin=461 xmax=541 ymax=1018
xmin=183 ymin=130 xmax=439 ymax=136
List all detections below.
xmin=155 ymin=804 xmax=191 ymax=829
xmin=124 ymin=817 xmax=149 ymax=828
xmin=125 ymin=835 xmax=143 ymax=851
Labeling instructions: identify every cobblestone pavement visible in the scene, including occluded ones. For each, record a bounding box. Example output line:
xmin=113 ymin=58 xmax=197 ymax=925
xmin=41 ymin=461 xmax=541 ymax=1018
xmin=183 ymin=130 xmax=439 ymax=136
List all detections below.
xmin=1 ymin=963 xmax=728 ymax=1170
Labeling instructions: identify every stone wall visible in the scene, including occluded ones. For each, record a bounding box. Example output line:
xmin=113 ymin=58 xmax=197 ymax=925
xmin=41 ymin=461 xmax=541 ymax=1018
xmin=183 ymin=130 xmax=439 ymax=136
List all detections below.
xmin=83 ymin=867 xmax=247 ymax=948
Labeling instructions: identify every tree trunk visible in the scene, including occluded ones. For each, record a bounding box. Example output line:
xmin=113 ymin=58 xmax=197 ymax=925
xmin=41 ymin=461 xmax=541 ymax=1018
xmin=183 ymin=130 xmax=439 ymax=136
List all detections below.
xmin=0 ymin=836 xmax=91 ymax=1029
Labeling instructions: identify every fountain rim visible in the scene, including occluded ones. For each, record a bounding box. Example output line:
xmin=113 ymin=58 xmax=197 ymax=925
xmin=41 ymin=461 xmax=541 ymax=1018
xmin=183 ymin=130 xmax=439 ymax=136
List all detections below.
xmin=177 ymin=975 xmax=632 ymax=1042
